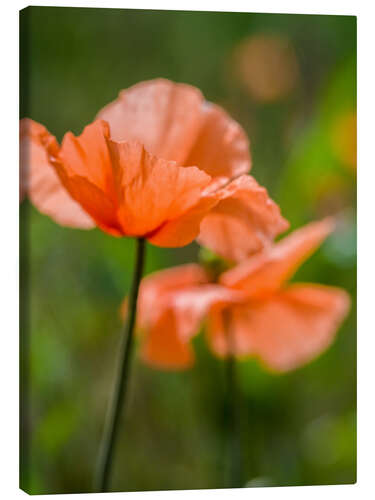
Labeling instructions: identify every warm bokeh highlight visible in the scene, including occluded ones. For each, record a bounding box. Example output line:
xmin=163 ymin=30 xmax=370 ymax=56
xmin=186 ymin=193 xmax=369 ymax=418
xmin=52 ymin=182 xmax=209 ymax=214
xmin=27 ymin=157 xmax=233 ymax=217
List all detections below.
xmin=233 ymin=34 xmax=299 ymax=102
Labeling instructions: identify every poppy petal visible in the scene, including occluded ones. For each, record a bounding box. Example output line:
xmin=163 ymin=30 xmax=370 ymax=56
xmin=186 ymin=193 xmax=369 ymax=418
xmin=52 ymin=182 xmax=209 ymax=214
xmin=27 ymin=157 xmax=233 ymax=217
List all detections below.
xmin=147 ymin=193 xmax=219 ymax=247
xmin=107 ymin=140 xmax=212 ymax=238
xmin=141 ymin=308 xmax=195 ymax=370
xmin=140 ymin=284 xmax=244 ymax=370
xmin=207 ymin=284 xmax=350 ymax=372
xmin=97 ymin=78 xmax=204 ymax=165
xmin=162 ymin=284 xmax=246 ymax=342
xmin=185 ymin=102 xmax=251 ymax=179
xmin=137 ymin=264 xmax=210 ymax=329
xmin=220 ymin=218 xmax=334 ymax=297
xmin=59 ymin=120 xmax=116 ymax=199
xmin=20 ymin=118 xmax=95 ymax=229
xmin=198 ymin=175 xmax=289 ymax=261
xmin=52 ymin=162 xmax=122 ymax=236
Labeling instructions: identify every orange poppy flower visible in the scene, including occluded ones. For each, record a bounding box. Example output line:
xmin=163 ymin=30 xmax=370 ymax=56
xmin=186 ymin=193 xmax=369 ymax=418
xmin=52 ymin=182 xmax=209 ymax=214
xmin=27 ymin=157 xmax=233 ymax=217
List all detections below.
xmin=20 ymin=79 xmax=288 ymax=250
xmin=132 ymin=218 xmax=350 ymax=372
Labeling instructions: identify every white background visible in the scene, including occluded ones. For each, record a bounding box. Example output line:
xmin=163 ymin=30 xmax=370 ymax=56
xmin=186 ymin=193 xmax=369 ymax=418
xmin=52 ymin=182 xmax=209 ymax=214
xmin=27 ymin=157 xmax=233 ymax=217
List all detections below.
xmin=1 ymin=0 xmax=373 ymax=498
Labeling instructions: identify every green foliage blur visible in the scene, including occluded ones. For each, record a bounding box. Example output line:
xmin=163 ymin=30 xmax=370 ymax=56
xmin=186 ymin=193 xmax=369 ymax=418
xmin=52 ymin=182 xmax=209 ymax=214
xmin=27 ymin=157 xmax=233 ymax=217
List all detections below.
xmin=19 ymin=7 xmax=356 ymax=494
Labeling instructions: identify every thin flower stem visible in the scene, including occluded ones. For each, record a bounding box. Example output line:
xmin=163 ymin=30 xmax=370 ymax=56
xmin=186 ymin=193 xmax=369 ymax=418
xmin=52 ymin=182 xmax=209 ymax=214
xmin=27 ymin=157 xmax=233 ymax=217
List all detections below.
xmin=224 ymin=309 xmax=242 ymax=488
xmin=95 ymin=237 xmax=146 ymax=492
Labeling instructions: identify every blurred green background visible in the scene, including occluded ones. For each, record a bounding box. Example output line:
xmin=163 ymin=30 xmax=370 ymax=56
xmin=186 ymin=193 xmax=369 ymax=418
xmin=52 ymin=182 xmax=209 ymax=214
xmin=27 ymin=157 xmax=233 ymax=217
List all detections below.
xmin=20 ymin=7 xmax=356 ymax=494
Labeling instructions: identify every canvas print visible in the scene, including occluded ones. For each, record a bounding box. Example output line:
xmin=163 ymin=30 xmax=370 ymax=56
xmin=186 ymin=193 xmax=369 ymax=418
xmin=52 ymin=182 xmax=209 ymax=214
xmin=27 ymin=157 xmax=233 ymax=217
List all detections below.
xmin=19 ymin=7 xmax=356 ymax=495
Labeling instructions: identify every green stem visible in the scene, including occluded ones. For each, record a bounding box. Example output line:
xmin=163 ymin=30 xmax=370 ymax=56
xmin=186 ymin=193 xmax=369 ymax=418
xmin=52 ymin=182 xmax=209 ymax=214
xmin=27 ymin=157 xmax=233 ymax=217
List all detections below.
xmin=95 ymin=237 xmax=146 ymax=492
xmin=224 ymin=310 xmax=242 ymax=488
